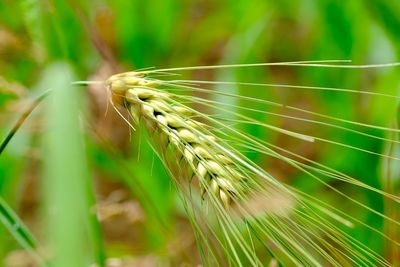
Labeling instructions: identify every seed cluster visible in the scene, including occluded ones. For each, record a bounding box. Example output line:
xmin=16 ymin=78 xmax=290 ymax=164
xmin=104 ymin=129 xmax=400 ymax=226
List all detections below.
xmin=107 ymin=73 xmax=246 ymax=207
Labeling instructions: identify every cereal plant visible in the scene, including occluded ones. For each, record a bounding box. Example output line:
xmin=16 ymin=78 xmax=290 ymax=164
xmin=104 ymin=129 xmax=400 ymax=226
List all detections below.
xmin=1 ymin=1 xmax=399 ymax=266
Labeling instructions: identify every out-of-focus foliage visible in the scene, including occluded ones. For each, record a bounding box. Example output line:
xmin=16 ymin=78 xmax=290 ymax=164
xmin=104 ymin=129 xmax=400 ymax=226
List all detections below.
xmin=0 ymin=0 xmax=399 ymax=266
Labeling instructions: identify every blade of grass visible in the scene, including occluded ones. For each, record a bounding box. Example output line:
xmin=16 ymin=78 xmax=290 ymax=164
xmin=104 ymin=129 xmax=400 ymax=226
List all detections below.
xmin=0 ymin=197 xmax=45 ymax=265
xmin=0 ymin=91 xmax=49 ymax=265
xmin=0 ymin=91 xmax=48 ymax=156
xmin=42 ymin=62 xmax=98 ymax=267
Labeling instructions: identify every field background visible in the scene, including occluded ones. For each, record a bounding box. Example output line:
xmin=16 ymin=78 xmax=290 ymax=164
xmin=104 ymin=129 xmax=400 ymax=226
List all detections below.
xmin=1 ymin=1 xmax=400 ymax=266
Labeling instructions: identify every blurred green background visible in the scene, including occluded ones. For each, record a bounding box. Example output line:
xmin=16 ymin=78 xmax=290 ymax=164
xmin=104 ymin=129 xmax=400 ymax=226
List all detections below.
xmin=0 ymin=0 xmax=399 ymax=266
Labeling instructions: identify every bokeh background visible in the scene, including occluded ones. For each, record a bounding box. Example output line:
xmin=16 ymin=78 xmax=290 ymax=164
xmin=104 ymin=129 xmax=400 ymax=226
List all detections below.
xmin=1 ymin=0 xmax=400 ymax=266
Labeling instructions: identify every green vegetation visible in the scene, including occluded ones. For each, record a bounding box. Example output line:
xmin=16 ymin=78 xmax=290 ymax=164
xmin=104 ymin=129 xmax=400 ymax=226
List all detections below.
xmin=0 ymin=1 xmax=399 ymax=266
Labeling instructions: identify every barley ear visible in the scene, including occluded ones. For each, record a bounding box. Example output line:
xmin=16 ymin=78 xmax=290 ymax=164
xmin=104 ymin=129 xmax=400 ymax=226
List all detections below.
xmin=107 ymin=73 xmax=248 ymax=208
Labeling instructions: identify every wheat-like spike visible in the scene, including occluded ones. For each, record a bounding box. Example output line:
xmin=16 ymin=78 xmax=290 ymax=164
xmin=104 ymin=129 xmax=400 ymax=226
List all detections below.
xmin=107 ymin=72 xmax=247 ymax=208
xmin=105 ymin=66 xmax=397 ymax=266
